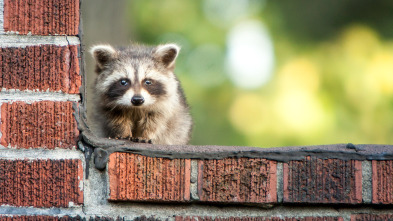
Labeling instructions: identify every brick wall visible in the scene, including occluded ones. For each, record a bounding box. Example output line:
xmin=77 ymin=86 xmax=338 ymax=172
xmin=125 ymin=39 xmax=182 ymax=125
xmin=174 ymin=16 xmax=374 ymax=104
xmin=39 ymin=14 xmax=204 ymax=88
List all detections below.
xmin=87 ymin=144 xmax=393 ymax=221
xmin=1 ymin=1 xmax=393 ymax=221
xmin=0 ymin=0 xmax=85 ymax=219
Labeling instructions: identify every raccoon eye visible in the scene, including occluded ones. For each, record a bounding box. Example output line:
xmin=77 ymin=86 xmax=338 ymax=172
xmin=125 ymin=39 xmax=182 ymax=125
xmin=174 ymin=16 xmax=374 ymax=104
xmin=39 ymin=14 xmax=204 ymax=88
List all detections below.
xmin=144 ymin=80 xmax=153 ymax=85
xmin=120 ymin=79 xmax=128 ymax=86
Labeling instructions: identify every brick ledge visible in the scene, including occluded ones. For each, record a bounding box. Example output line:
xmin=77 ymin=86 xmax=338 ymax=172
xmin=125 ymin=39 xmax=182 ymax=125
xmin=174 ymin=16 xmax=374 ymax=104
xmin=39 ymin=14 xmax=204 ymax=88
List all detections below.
xmin=83 ymin=133 xmax=393 ymax=170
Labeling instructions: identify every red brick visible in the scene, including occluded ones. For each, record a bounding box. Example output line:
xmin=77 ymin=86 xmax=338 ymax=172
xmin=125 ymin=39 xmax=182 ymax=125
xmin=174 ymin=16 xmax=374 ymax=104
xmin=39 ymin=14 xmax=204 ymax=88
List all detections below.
xmin=0 ymin=101 xmax=79 ymax=149
xmin=351 ymin=214 xmax=393 ymax=221
xmin=0 ymin=45 xmax=81 ymax=93
xmin=0 ymin=216 xmax=123 ymax=221
xmin=3 ymin=0 xmax=79 ymax=35
xmin=108 ymin=152 xmax=191 ymax=202
xmin=0 ymin=216 xmax=83 ymax=221
xmin=283 ymin=157 xmax=362 ymax=204
xmin=372 ymin=160 xmax=393 ymax=204
xmin=197 ymin=158 xmax=277 ymax=204
xmin=0 ymin=159 xmax=83 ymax=208
xmin=176 ymin=217 xmax=343 ymax=221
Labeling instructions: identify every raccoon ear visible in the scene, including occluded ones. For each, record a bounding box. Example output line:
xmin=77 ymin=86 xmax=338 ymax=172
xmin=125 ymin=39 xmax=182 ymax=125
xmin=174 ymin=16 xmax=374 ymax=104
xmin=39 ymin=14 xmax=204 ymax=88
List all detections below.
xmin=90 ymin=45 xmax=118 ymax=70
xmin=153 ymin=44 xmax=180 ymax=69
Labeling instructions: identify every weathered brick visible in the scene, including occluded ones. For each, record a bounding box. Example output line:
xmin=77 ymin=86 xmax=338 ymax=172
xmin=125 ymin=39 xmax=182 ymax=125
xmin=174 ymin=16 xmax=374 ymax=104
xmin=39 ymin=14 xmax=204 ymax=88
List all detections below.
xmin=0 ymin=159 xmax=83 ymax=208
xmin=3 ymin=0 xmax=79 ymax=35
xmin=351 ymin=214 xmax=393 ymax=221
xmin=0 ymin=45 xmax=81 ymax=93
xmin=0 ymin=216 xmax=83 ymax=221
xmin=176 ymin=217 xmax=343 ymax=221
xmin=283 ymin=157 xmax=362 ymax=204
xmin=108 ymin=152 xmax=191 ymax=202
xmin=372 ymin=160 xmax=393 ymax=204
xmin=197 ymin=158 xmax=277 ymax=204
xmin=0 ymin=216 xmax=121 ymax=221
xmin=0 ymin=101 xmax=79 ymax=149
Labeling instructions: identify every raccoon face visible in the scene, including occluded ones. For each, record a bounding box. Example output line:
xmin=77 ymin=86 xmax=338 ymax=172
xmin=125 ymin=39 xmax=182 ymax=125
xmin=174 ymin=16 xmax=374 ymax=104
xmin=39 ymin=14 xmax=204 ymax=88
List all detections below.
xmin=91 ymin=44 xmax=180 ymax=109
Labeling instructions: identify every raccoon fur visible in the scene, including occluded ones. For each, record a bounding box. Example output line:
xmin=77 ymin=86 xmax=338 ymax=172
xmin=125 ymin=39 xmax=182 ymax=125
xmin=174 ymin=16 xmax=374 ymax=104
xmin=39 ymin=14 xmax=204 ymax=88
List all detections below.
xmin=90 ymin=43 xmax=192 ymax=145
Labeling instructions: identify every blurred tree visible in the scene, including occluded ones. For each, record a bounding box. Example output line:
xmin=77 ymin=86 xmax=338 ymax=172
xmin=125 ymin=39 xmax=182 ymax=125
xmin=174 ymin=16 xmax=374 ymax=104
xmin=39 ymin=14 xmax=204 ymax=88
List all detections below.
xmin=267 ymin=0 xmax=393 ymax=41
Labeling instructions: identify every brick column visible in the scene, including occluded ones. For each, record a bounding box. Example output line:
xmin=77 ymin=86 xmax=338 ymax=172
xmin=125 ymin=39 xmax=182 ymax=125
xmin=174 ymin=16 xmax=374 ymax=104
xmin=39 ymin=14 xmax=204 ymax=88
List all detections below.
xmin=0 ymin=0 xmax=83 ymax=212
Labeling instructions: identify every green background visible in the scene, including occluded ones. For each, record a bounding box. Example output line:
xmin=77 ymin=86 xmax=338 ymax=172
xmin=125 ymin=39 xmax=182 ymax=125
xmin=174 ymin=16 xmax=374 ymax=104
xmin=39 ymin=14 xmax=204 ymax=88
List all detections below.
xmin=83 ymin=0 xmax=393 ymax=147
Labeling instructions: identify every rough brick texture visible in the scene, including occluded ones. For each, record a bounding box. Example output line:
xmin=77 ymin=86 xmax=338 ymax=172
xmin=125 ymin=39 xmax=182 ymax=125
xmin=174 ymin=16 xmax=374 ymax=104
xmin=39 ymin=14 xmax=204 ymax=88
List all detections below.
xmin=0 ymin=159 xmax=83 ymax=208
xmin=0 ymin=101 xmax=79 ymax=149
xmin=351 ymin=214 xmax=393 ymax=221
xmin=0 ymin=45 xmax=81 ymax=93
xmin=283 ymin=157 xmax=362 ymax=204
xmin=372 ymin=160 xmax=393 ymax=204
xmin=0 ymin=216 xmax=81 ymax=221
xmin=176 ymin=217 xmax=343 ymax=221
xmin=0 ymin=216 xmax=121 ymax=221
xmin=108 ymin=152 xmax=191 ymax=202
xmin=3 ymin=0 xmax=80 ymax=35
xmin=198 ymin=158 xmax=277 ymax=204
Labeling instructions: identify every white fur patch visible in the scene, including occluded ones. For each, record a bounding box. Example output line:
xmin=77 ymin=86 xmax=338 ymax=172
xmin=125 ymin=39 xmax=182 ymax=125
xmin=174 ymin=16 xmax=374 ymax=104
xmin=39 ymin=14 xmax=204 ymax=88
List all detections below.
xmin=155 ymin=44 xmax=180 ymax=57
xmin=137 ymin=65 xmax=147 ymax=83
xmin=100 ymin=71 xmax=123 ymax=89
xmin=116 ymin=89 xmax=134 ymax=107
xmin=125 ymin=65 xmax=136 ymax=82
xmin=140 ymin=89 xmax=156 ymax=106
xmin=90 ymin=44 xmax=116 ymax=57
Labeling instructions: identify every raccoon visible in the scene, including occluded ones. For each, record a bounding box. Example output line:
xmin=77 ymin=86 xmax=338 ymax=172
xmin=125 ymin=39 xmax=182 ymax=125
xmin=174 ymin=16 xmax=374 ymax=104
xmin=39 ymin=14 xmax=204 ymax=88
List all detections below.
xmin=90 ymin=43 xmax=192 ymax=145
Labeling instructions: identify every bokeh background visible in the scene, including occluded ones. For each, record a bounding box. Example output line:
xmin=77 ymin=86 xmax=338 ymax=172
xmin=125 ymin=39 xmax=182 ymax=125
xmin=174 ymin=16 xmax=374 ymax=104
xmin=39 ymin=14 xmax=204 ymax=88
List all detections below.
xmin=82 ymin=0 xmax=393 ymax=147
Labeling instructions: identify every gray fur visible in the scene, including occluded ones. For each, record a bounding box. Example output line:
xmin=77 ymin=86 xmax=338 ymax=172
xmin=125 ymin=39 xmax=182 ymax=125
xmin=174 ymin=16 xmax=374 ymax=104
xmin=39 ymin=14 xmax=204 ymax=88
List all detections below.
xmin=91 ymin=43 xmax=193 ymax=145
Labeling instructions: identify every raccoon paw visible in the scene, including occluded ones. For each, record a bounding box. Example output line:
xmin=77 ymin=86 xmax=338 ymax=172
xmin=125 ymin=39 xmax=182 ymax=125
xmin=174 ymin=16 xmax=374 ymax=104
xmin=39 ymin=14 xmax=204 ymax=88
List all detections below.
xmin=131 ymin=137 xmax=153 ymax=144
xmin=108 ymin=136 xmax=121 ymax=140
xmin=117 ymin=136 xmax=152 ymax=144
xmin=122 ymin=136 xmax=132 ymax=141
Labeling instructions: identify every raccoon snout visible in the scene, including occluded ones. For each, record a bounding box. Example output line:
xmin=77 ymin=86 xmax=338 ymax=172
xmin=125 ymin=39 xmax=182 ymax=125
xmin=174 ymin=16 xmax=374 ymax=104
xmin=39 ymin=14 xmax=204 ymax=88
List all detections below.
xmin=131 ymin=95 xmax=145 ymax=106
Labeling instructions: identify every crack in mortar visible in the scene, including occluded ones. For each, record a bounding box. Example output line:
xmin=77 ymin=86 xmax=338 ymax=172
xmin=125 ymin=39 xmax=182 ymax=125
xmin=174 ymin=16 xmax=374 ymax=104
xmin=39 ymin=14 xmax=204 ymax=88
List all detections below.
xmin=0 ymin=35 xmax=80 ymax=47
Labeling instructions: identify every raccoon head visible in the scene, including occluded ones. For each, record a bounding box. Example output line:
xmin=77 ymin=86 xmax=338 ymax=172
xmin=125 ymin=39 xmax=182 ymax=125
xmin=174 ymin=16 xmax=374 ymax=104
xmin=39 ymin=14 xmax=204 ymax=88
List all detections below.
xmin=91 ymin=43 xmax=180 ymax=110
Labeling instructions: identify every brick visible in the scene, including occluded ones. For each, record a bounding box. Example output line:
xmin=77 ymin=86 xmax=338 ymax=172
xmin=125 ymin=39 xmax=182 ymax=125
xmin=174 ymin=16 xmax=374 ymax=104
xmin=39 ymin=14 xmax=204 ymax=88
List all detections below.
xmin=108 ymin=152 xmax=191 ymax=202
xmin=0 ymin=45 xmax=81 ymax=93
xmin=283 ymin=157 xmax=362 ymax=204
xmin=0 ymin=101 xmax=79 ymax=149
xmin=176 ymin=217 xmax=343 ymax=221
xmin=197 ymin=158 xmax=277 ymax=204
xmin=351 ymin=214 xmax=393 ymax=221
xmin=0 ymin=217 xmax=123 ymax=221
xmin=3 ymin=0 xmax=79 ymax=35
xmin=372 ymin=160 xmax=393 ymax=204
xmin=0 ymin=159 xmax=83 ymax=208
xmin=0 ymin=216 xmax=83 ymax=221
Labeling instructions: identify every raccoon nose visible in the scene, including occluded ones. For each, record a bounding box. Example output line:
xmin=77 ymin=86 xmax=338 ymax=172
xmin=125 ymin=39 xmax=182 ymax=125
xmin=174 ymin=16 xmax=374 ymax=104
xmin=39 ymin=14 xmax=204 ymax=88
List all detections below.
xmin=131 ymin=96 xmax=145 ymax=106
